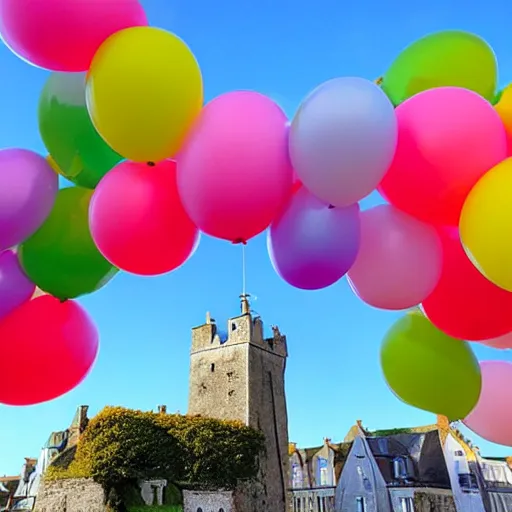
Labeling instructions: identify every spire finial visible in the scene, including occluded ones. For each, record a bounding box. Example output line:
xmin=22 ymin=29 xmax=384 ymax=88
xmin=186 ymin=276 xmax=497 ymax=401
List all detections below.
xmin=240 ymin=293 xmax=250 ymax=315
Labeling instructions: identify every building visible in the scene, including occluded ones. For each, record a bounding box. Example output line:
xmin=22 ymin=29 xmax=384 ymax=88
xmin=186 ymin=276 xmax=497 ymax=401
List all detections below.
xmin=186 ymin=295 xmax=289 ymax=512
xmin=1 ymin=406 xmax=89 ymax=512
xmin=287 ymin=415 xmax=512 ymax=512
xmin=289 ymin=438 xmax=353 ymax=512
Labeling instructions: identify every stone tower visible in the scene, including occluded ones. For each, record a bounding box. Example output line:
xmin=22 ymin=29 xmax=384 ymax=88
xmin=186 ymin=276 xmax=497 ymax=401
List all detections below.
xmin=188 ymin=296 xmax=289 ymax=512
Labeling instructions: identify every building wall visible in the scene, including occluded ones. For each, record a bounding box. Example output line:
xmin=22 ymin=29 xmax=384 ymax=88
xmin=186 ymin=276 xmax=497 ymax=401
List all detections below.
xmin=183 ymin=489 xmax=234 ymax=512
xmin=442 ymin=434 xmax=485 ymax=512
xmin=187 ymin=311 xmax=289 ymax=512
xmin=34 ymin=478 xmax=105 ymax=512
xmin=335 ymin=434 xmax=391 ymax=512
xmin=414 ymin=490 xmax=456 ymax=512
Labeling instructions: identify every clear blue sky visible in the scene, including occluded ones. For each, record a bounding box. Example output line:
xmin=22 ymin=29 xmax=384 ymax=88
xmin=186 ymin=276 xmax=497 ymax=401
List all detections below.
xmin=2 ymin=0 xmax=512 ymax=476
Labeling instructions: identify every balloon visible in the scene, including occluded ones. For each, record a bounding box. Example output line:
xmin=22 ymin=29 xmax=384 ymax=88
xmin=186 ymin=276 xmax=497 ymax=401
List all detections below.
xmin=0 ymin=295 xmax=98 ymax=406
xmin=381 ymin=30 xmax=497 ymax=105
xmin=347 ymin=205 xmax=442 ymax=310
xmin=478 ymin=332 xmax=512 ymax=350
xmin=0 ymin=0 xmax=147 ymax=71
xmin=90 ymin=160 xmax=199 ymax=276
xmin=86 ymin=27 xmax=203 ymax=163
xmin=0 ymin=149 xmax=58 ymax=251
xmin=0 ymin=249 xmax=35 ymax=321
xmin=460 ymin=158 xmax=512 ymax=292
xmin=464 ymin=361 xmax=512 ymax=446
xmin=18 ymin=187 xmax=118 ymax=300
xmin=422 ymin=228 xmax=512 ymax=340
xmin=379 ymin=87 xmax=507 ymax=226
xmin=177 ymin=91 xmax=293 ymax=243
xmin=39 ymin=72 xmax=123 ymax=189
xmin=381 ymin=311 xmax=481 ymax=421
xmin=267 ymin=188 xmax=360 ymax=290
xmin=494 ymin=84 xmax=512 ymax=155
xmin=289 ymin=77 xmax=397 ymax=207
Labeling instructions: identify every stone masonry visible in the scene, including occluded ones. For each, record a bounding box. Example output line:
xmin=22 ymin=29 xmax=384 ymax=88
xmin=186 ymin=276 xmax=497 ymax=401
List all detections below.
xmin=188 ymin=297 xmax=289 ymax=512
xmin=34 ymin=478 xmax=105 ymax=512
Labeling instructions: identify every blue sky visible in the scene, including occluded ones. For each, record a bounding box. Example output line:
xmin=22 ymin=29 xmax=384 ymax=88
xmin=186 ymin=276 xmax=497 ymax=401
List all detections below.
xmin=2 ymin=0 xmax=512 ymax=476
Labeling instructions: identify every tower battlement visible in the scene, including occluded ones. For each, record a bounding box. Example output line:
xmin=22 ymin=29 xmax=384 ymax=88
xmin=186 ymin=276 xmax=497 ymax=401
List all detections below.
xmin=191 ymin=311 xmax=287 ymax=358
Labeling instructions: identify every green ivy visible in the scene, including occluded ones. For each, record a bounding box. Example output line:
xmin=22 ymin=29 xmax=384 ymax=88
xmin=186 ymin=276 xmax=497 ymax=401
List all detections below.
xmin=46 ymin=406 xmax=264 ymax=509
xmin=370 ymin=428 xmax=413 ymax=437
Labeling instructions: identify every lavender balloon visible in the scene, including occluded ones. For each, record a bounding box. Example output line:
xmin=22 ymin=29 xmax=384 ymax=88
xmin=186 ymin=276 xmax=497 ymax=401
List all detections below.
xmin=0 ymin=249 xmax=35 ymax=321
xmin=268 ymin=188 xmax=361 ymax=290
xmin=290 ymin=77 xmax=397 ymax=207
xmin=0 ymin=149 xmax=58 ymax=251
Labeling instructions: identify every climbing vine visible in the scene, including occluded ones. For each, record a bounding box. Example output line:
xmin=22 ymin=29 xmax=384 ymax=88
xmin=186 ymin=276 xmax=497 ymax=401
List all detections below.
xmin=46 ymin=406 xmax=265 ymax=499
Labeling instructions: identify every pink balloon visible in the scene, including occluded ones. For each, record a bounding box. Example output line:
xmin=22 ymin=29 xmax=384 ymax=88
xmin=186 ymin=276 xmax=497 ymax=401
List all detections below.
xmin=0 ymin=0 xmax=148 ymax=72
xmin=478 ymin=332 xmax=512 ymax=350
xmin=176 ymin=91 xmax=293 ymax=243
xmin=347 ymin=205 xmax=442 ymax=309
xmin=378 ymin=87 xmax=507 ymax=227
xmin=464 ymin=361 xmax=512 ymax=446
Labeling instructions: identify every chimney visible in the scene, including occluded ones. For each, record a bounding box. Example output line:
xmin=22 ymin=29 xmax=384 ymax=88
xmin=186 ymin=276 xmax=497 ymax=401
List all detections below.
xmin=436 ymin=415 xmax=450 ymax=430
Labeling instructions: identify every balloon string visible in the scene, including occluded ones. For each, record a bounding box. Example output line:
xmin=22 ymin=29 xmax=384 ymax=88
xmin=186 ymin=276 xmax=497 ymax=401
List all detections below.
xmin=242 ymin=243 xmax=246 ymax=298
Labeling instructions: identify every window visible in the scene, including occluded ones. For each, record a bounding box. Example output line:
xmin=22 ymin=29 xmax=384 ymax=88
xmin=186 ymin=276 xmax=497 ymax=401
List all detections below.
xmin=197 ymin=509 xmax=203 ymax=512
xmin=292 ymin=463 xmax=303 ymax=489
xmin=356 ymin=497 xmax=366 ymax=512
xmin=210 ymin=363 xmax=215 ymax=372
xmin=393 ymin=457 xmax=407 ymax=479
xmin=219 ymin=509 xmax=225 ymax=512
xmin=454 ymin=450 xmax=464 ymax=457
xmin=400 ymin=497 xmax=414 ymax=512
xmin=317 ymin=457 xmax=329 ymax=486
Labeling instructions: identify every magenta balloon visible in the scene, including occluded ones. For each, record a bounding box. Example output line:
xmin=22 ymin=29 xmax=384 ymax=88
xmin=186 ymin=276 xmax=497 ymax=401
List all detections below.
xmin=464 ymin=361 xmax=512 ymax=446
xmin=0 ymin=249 xmax=35 ymax=320
xmin=267 ymin=188 xmax=360 ymax=290
xmin=176 ymin=91 xmax=293 ymax=243
xmin=347 ymin=204 xmax=442 ymax=310
xmin=0 ymin=149 xmax=58 ymax=251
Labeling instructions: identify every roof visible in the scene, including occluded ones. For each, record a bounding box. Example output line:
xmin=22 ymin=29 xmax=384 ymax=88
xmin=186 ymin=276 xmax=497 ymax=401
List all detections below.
xmin=367 ymin=430 xmax=451 ymax=488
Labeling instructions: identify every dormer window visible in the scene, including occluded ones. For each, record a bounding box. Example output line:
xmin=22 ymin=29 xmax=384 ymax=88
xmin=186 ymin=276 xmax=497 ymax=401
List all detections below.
xmin=393 ymin=457 xmax=407 ymax=480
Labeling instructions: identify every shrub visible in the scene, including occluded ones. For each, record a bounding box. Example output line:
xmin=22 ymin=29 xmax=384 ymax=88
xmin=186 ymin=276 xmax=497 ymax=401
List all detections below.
xmin=47 ymin=406 xmax=264 ymax=501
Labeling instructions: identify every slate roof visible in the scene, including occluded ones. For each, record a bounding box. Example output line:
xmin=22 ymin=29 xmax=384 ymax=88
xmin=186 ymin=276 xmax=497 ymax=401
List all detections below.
xmin=366 ymin=430 xmax=451 ymax=489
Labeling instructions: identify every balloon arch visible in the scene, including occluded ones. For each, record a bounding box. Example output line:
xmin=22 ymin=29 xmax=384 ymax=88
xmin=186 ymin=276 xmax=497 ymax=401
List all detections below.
xmin=0 ymin=0 xmax=511 ymax=448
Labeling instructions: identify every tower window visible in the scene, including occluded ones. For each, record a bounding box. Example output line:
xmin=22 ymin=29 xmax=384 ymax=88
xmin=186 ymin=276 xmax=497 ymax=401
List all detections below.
xmin=231 ymin=322 xmax=237 ymax=331
xmin=211 ymin=363 xmax=215 ymax=372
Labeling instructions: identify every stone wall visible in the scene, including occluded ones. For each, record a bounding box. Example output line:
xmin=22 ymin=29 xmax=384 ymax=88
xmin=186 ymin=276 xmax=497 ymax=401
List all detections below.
xmin=183 ymin=489 xmax=234 ymax=512
xmin=34 ymin=478 xmax=105 ymax=512
xmin=414 ymin=490 xmax=456 ymax=512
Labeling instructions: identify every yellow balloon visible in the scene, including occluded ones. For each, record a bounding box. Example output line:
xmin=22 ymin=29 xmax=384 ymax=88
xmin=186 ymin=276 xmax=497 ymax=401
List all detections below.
xmin=46 ymin=154 xmax=65 ymax=177
xmin=460 ymin=157 xmax=512 ymax=291
xmin=495 ymin=84 xmax=512 ymax=150
xmin=86 ymin=26 xmax=203 ymax=163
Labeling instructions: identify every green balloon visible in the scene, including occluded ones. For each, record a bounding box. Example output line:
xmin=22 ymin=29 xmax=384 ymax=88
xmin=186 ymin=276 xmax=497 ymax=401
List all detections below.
xmin=380 ymin=311 xmax=481 ymax=421
xmin=18 ymin=187 xmax=118 ymax=300
xmin=38 ymin=72 xmax=123 ymax=189
xmin=382 ymin=30 xmax=498 ymax=106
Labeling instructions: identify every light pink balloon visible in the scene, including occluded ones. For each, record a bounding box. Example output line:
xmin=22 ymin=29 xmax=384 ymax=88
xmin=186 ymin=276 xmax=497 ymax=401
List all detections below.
xmin=478 ymin=332 xmax=512 ymax=350
xmin=347 ymin=204 xmax=442 ymax=310
xmin=176 ymin=91 xmax=293 ymax=243
xmin=464 ymin=361 xmax=512 ymax=446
